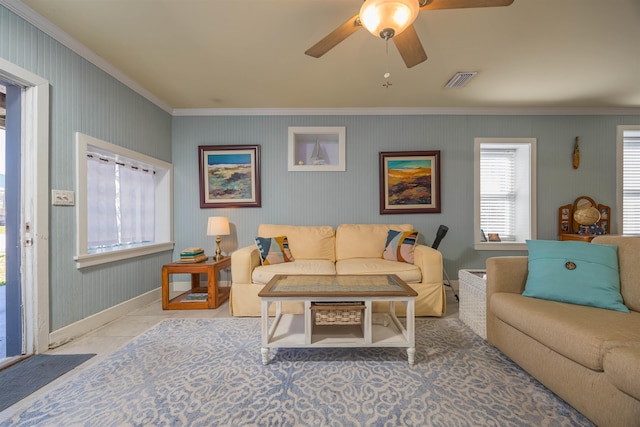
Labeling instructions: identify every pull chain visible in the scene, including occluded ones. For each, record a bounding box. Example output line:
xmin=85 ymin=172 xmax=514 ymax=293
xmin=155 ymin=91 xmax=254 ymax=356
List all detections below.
xmin=383 ymin=38 xmax=392 ymax=88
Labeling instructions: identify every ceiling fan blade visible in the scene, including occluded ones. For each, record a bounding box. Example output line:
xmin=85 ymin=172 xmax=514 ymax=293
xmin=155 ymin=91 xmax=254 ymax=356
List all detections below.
xmin=393 ymin=25 xmax=428 ymax=68
xmin=305 ymin=14 xmax=362 ymax=58
xmin=420 ymin=0 xmax=514 ymax=10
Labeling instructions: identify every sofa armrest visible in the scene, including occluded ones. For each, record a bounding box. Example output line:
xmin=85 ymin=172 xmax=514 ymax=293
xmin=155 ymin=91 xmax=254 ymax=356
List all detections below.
xmin=231 ymin=245 xmax=261 ymax=284
xmin=485 ymin=256 xmax=528 ymax=343
xmin=413 ymin=244 xmax=443 ymax=285
xmin=486 ymin=256 xmax=529 ymax=296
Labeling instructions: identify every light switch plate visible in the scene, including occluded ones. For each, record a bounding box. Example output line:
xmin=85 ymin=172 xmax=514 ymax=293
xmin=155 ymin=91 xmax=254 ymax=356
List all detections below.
xmin=52 ymin=189 xmax=75 ymax=206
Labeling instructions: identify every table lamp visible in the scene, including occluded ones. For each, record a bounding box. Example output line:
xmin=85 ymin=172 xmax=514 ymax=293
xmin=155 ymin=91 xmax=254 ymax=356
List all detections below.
xmin=207 ymin=216 xmax=230 ymax=261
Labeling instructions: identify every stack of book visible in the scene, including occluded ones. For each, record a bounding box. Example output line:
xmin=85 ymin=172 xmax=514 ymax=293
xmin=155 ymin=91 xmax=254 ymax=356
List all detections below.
xmin=180 ymin=247 xmax=207 ymax=263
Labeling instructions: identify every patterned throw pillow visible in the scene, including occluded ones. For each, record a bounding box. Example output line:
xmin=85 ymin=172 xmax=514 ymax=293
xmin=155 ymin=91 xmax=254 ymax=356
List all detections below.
xmin=255 ymin=236 xmax=295 ymax=266
xmin=382 ymin=230 xmax=418 ymax=264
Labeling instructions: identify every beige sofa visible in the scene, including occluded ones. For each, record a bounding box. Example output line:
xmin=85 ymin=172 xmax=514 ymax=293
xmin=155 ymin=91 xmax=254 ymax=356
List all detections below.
xmin=230 ymin=223 xmax=445 ymax=317
xmin=486 ymin=235 xmax=640 ymax=427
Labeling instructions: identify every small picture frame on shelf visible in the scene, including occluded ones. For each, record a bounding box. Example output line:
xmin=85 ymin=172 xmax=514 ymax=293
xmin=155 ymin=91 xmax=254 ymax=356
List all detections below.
xmin=597 ymin=203 xmax=611 ymax=233
xmin=558 ymin=203 xmax=572 ymax=236
xmin=488 ymin=233 xmax=501 ymax=242
xmin=288 ymin=126 xmax=346 ymax=172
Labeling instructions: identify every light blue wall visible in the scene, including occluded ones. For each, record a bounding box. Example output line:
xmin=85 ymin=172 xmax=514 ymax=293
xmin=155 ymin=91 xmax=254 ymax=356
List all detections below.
xmin=1 ymin=6 xmax=173 ymax=331
xmin=173 ymin=114 xmax=640 ymax=278
xmin=3 ymin=3 xmax=640 ymax=332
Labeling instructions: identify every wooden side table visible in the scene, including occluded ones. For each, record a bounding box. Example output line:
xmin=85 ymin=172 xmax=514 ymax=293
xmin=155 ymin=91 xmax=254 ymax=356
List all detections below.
xmin=162 ymin=256 xmax=231 ymax=310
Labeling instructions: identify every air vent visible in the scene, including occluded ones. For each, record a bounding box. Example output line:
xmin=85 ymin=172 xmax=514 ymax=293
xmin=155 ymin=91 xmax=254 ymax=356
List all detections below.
xmin=445 ymin=72 xmax=477 ymax=88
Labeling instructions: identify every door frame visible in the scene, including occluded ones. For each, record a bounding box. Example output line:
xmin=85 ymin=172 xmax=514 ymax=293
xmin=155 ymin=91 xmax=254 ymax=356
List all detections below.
xmin=0 ymin=57 xmax=50 ymax=356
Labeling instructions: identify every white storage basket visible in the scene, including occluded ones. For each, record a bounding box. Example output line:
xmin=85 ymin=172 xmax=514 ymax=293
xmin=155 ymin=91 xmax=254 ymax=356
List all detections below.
xmin=311 ymin=302 xmax=365 ymax=326
xmin=458 ymin=269 xmax=487 ymax=339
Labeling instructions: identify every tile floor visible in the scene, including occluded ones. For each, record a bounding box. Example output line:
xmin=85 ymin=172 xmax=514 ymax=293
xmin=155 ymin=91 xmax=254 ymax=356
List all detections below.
xmin=0 ymin=284 xmax=459 ymax=419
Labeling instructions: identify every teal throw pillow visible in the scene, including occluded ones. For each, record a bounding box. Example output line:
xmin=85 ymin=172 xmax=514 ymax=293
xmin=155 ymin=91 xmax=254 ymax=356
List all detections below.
xmin=522 ymin=240 xmax=628 ymax=313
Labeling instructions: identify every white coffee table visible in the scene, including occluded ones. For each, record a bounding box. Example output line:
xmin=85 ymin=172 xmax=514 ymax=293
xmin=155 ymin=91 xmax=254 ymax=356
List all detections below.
xmin=257 ymin=274 xmax=417 ymax=365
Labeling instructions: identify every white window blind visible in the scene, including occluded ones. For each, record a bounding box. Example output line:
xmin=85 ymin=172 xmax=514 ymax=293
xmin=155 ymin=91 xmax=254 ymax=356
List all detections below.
xmin=623 ymin=131 xmax=640 ymax=235
xmin=480 ymin=148 xmax=516 ymax=241
xmin=86 ymin=152 xmax=155 ymax=251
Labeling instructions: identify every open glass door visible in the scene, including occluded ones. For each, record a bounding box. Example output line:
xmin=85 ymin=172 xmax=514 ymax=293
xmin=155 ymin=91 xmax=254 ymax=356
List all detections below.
xmin=1 ymin=82 xmax=23 ymax=360
xmin=0 ymin=85 xmax=5 ymax=359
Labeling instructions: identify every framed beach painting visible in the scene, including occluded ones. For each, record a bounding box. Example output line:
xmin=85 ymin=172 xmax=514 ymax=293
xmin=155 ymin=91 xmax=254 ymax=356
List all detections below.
xmin=379 ymin=150 xmax=441 ymax=214
xmin=198 ymin=145 xmax=261 ymax=208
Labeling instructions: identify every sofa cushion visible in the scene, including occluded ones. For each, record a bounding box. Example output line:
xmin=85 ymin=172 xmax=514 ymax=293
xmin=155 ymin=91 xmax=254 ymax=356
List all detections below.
xmin=382 ymin=230 xmax=418 ymax=264
xmin=593 ymin=235 xmax=640 ymax=312
xmin=603 ymin=346 xmax=640 ymax=400
xmin=258 ymin=224 xmax=335 ymax=261
xmin=522 ymin=240 xmax=628 ymax=313
xmin=336 ymin=224 xmax=414 ymax=261
xmin=251 ymin=260 xmax=337 ymax=285
xmin=335 ymin=258 xmax=422 ymax=284
xmin=491 ymin=292 xmax=640 ymax=371
xmin=255 ymin=236 xmax=294 ymax=265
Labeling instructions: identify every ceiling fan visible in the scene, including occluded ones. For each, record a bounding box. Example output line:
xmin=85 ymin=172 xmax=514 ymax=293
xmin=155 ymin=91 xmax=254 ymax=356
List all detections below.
xmin=305 ymin=0 xmax=515 ymax=68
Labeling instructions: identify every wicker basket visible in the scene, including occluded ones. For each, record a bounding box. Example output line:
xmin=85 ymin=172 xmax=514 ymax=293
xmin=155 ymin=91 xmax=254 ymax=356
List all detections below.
xmin=311 ymin=302 xmax=365 ymax=325
xmin=458 ymin=269 xmax=487 ymax=339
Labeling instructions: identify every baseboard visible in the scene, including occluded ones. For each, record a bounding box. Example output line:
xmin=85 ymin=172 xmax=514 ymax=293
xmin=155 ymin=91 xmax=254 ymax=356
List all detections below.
xmin=48 ymin=288 xmax=161 ymax=349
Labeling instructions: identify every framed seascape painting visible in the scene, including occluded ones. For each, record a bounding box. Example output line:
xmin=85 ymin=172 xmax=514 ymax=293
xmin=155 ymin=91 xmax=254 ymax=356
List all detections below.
xmin=198 ymin=145 xmax=261 ymax=208
xmin=379 ymin=150 xmax=441 ymax=214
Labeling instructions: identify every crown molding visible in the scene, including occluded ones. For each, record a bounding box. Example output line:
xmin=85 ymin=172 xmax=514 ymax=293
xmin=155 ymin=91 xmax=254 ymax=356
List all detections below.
xmin=172 ymin=106 xmax=640 ymax=117
xmin=0 ymin=0 xmax=173 ymax=114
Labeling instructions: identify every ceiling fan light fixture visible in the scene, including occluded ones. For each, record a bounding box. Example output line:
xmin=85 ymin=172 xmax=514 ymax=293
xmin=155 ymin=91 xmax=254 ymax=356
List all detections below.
xmin=359 ymin=0 xmax=420 ymax=39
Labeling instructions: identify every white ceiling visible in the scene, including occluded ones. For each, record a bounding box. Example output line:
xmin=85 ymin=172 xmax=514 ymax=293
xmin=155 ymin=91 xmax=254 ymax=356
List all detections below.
xmin=13 ymin=0 xmax=640 ymax=112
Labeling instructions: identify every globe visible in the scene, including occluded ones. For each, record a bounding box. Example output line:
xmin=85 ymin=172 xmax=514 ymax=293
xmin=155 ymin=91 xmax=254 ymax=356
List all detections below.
xmin=573 ymin=206 xmax=601 ymax=226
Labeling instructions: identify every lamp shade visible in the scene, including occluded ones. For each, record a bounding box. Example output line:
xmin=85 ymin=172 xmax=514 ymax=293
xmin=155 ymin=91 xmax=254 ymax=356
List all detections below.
xmin=359 ymin=0 xmax=420 ymax=39
xmin=207 ymin=216 xmax=230 ymax=236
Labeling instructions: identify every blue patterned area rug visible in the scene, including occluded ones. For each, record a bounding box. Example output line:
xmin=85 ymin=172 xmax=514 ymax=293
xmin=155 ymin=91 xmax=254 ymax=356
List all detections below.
xmin=1 ymin=318 xmax=593 ymax=426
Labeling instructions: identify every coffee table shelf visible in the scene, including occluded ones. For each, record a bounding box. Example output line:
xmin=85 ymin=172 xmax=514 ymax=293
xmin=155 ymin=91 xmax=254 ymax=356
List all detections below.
xmin=265 ymin=313 xmax=411 ymax=347
xmin=311 ymin=323 xmax=366 ymax=345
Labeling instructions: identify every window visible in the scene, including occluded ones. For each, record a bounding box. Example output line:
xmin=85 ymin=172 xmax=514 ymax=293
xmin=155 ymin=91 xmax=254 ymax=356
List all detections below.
xmin=86 ymin=152 xmax=155 ymax=250
xmin=474 ymin=138 xmax=536 ymax=250
xmin=617 ymin=125 xmax=640 ymax=235
xmin=75 ymin=132 xmax=173 ymax=268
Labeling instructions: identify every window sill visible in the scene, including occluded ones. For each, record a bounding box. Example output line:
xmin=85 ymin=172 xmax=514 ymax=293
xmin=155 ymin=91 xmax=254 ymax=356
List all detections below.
xmin=75 ymin=242 xmax=174 ymax=269
xmin=475 ymin=242 xmax=527 ymax=251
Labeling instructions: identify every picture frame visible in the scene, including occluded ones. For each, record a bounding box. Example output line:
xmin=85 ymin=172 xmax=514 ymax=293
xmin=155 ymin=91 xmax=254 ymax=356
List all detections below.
xmin=597 ymin=203 xmax=611 ymax=234
xmin=558 ymin=203 xmax=572 ymax=235
xmin=379 ymin=150 xmax=441 ymax=214
xmin=198 ymin=145 xmax=261 ymax=208
xmin=288 ymin=126 xmax=346 ymax=172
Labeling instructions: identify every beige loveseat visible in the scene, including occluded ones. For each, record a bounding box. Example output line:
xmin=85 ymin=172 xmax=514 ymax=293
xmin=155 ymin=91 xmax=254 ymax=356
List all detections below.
xmin=486 ymin=235 xmax=640 ymax=427
xmin=230 ymin=223 xmax=445 ymax=317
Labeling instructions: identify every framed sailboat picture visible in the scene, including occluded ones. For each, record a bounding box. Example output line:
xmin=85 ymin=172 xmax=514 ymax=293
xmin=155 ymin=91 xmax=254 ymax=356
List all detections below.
xmin=379 ymin=151 xmax=441 ymax=214
xmin=288 ymin=126 xmax=346 ymax=171
xmin=198 ymin=145 xmax=261 ymax=208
